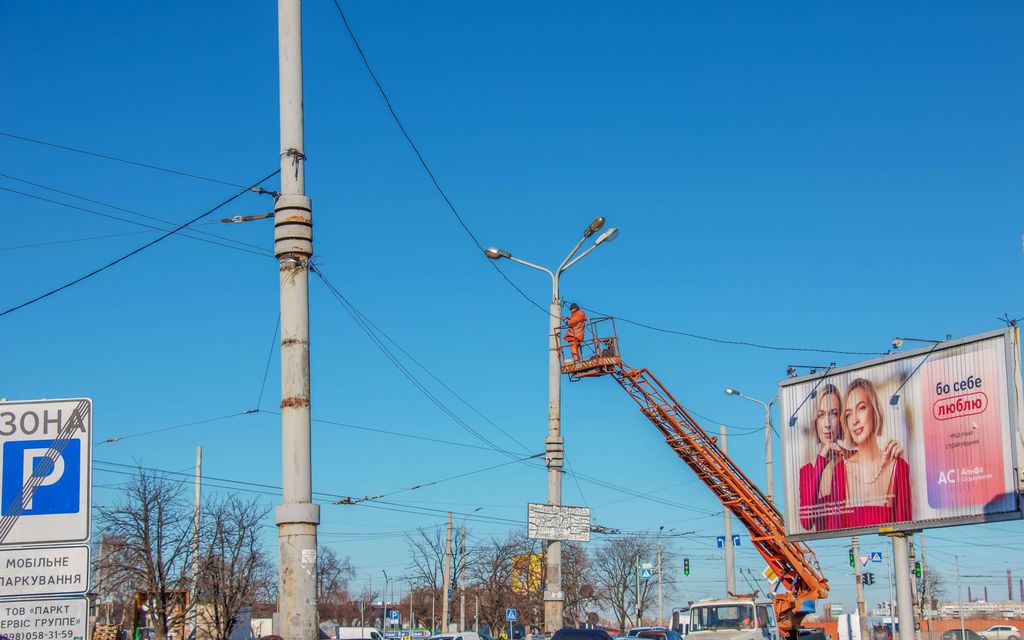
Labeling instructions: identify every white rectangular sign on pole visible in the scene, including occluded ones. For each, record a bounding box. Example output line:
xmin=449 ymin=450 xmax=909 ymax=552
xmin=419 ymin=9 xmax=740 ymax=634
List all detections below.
xmin=527 ymin=503 xmax=591 ymax=542
xmin=0 ymin=399 xmax=92 ymax=546
xmin=0 ymin=545 xmax=90 ymax=599
xmin=0 ymin=596 xmax=88 ymax=640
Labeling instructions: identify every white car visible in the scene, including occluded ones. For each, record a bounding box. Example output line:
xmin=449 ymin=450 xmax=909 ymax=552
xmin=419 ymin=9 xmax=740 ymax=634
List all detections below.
xmin=981 ymin=627 xmax=1020 ymax=640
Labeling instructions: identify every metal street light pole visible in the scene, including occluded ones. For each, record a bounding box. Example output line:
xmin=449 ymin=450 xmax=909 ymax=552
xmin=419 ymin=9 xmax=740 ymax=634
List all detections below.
xmin=276 ymin=1 xmax=318 ymax=638
xmin=485 ymin=219 xmax=619 ymax=634
xmin=724 ymin=389 xmax=779 ymax=503
xmin=383 ymin=570 xmax=389 ymax=632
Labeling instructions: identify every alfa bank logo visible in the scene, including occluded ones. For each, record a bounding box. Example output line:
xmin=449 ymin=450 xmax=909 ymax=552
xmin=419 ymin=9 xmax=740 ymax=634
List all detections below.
xmin=1 ymin=439 xmax=81 ymax=516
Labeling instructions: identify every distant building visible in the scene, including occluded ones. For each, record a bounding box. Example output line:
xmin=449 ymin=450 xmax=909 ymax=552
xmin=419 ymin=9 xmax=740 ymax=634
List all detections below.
xmin=936 ymin=600 xmax=1024 ymax=619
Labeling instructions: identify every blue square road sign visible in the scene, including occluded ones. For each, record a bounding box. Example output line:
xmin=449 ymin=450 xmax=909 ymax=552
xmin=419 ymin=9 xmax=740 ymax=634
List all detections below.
xmin=1 ymin=439 xmax=81 ymax=516
xmin=506 ymin=608 xmax=518 ymax=622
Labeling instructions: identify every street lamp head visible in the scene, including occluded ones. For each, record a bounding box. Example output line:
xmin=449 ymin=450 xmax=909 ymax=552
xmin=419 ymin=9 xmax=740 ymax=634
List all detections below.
xmin=583 ymin=216 xmax=606 ymax=238
xmin=484 ymin=247 xmax=511 ymax=260
xmin=724 ymin=388 xmax=740 ymax=396
xmin=594 ymin=226 xmax=619 ymax=246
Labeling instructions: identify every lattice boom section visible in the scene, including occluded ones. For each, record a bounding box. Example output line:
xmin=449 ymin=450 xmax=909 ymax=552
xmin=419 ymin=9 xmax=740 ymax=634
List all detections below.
xmin=610 ymin=363 xmax=828 ymax=627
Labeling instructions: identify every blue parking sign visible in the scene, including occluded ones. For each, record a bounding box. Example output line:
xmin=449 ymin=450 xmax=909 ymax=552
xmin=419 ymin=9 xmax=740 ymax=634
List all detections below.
xmin=2 ymin=439 xmax=81 ymax=516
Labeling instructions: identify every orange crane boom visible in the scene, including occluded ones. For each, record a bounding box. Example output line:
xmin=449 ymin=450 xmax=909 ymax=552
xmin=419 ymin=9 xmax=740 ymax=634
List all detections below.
xmin=561 ymin=318 xmax=828 ymax=638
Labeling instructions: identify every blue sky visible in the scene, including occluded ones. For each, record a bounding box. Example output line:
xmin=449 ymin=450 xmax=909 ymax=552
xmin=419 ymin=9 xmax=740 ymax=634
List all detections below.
xmin=2 ymin=0 xmax=1023 ymax=616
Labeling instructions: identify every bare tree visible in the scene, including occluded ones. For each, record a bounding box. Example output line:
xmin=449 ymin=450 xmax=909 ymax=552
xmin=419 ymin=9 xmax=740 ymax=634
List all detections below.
xmin=466 ymin=531 xmax=534 ymax=630
xmin=96 ymin=468 xmax=195 ymax=640
xmin=318 ymin=545 xmax=356 ymax=622
xmin=405 ymin=524 xmax=468 ymax=628
xmin=561 ymin=542 xmax=595 ymax=626
xmin=591 ymin=535 xmax=667 ymax=630
xmin=197 ymin=495 xmax=273 ymax=639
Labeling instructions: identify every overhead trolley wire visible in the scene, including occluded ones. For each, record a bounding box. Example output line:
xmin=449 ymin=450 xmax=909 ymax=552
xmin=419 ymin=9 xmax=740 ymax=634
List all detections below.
xmin=0 ymin=169 xmax=280 ymax=318
xmin=0 ymin=174 xmax=272 ymax=256
xmin=95 ymin=411 xmax=251 ymax=446
xmin=0 ymin=131 xmax=248 ymax=188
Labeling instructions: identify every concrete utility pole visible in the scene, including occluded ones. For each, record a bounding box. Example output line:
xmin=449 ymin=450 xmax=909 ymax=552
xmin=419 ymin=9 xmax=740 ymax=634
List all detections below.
xmin=657 ymin=540 xmax=663 ymax=626
xmin=636 ymin=554 xmax=642 ymax=627
xmin=275 ymin=1 xmax=319 ymax=638
xmin=852 ymin=536 xmax=869 ymax=640
xmin=956 ymin=557 xmax=966 ymax=640
xmin=921 ymin=533 xmax=932 ymax=636
xmin=546 ymin=286 xmax=566 ymax=634
xmin=442 ymin=512 xmax=453 ymax=633
xmin=191 ymin=446 xmax=202 ymax=637
xmin=886 ymin=541 xmax=895 ymax=640
xmin=460 ymin=524 xmax=466 ymax=631
xmin=892 ymin=535 xmax=916 ymax=640
xmin=721 ymin=426 xmax=735 ymax=595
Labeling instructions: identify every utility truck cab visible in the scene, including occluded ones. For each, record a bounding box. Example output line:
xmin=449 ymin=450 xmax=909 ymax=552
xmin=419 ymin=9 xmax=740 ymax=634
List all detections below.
xmin=687 ymin=598 xmax=780 ymax=640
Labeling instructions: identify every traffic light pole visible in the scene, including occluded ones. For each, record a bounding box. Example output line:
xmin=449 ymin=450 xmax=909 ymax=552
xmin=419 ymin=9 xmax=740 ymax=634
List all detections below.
xmin=852 ymin=536 xmax=869 ymax=640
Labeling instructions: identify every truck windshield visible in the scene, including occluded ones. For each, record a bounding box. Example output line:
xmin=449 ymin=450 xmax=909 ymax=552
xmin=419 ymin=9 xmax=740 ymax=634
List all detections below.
xmin=690 ymin=604 xmax=755 ymax=631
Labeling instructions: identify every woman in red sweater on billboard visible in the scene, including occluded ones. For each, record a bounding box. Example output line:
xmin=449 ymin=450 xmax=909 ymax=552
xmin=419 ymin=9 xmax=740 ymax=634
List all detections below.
xmin=841 ymin=377 xmax=912 ymax=527
xmin=798 ymin=384 xmax=849 ymax=531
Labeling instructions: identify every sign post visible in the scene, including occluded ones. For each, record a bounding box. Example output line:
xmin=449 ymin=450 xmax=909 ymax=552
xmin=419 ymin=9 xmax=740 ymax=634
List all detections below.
xmin=506 ymin=608 xmax=517 ymax=640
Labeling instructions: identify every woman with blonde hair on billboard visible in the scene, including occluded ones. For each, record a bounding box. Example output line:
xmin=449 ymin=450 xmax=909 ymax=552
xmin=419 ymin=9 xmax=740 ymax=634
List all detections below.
xmin=841 ymin=377 xmax=912 ymax=527
xmin=798 ymin=384 xmax=849 ymax=531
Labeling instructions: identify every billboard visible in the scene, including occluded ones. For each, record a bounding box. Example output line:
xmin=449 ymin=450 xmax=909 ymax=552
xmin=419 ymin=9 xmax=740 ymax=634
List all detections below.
xmin=511 ymin=553 xmax=542 ymax=595
xmin=779 ymin=328 xmax=1023 ymax=541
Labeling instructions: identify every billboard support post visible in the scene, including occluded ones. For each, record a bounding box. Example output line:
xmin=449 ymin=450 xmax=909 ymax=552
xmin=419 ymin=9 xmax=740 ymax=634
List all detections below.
xmin=852 ymin=536 xmax=869 ymax=640
xmin=721 ymin=425 xmax=736 ymax=595
xmin=892 ymin=534 xmax=916 ymax=640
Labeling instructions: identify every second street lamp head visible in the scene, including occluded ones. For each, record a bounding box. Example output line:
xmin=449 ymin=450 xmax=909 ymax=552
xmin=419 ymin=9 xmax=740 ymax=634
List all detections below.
xmin=594 ymin=227 xmax=619 ymax=246
xmin=724 ymin=388 xmax=740 ymax=396
xmin=484 ymin=247 xmax=511 ymax=260
xmin=583 ymin=216 xmax=606 ymax=238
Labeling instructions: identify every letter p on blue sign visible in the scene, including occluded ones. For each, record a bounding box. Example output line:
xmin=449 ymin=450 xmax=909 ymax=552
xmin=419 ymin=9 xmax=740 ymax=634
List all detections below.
xmin=2 ymin=439 xmax=81 ymax=516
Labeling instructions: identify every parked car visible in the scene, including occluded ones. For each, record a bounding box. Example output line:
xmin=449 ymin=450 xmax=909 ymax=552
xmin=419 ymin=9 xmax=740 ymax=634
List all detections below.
xmin=551 ymin=629 xmax=616 ymax=640
xmin=981 ymin=627 xmax=1021 ymax=640
xmin=941 ymin=630 xmax=986 ymax=640
xmin=637 ymin=629 xmax=684 ymax=640
xmin=428 ymin=633 xmax=482 ymax=640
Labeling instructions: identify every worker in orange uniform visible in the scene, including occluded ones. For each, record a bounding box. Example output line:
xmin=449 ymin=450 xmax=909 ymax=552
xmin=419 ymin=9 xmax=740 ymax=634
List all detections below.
xmin=563 ymin=302 xmax=587 ymax=363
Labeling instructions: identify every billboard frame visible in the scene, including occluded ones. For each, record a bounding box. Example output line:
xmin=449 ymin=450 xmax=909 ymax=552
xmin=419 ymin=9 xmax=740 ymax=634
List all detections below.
xmin=779 ymin=327 xmax=1023 ymax=542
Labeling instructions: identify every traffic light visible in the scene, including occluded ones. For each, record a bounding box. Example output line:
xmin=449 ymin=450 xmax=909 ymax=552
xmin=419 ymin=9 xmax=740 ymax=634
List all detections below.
xmin=863 ymin=572 xmax=875 ymax=586
xmin=849 ymin=548 xmax=855 ymax=567
xmin=914 ymin=561 xmax=922 ymax=578
xmin=684 ymin=558 xmax=690 ymax=576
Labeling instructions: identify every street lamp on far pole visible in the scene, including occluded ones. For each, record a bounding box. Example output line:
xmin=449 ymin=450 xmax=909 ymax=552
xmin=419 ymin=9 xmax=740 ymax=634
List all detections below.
xmin=724 ymin=388 xmax=779 ymax=504
xmin=485 ymin=216 xmax=619 ymax=635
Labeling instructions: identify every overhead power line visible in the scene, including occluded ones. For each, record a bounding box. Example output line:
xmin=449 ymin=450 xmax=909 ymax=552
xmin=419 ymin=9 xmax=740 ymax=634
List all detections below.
xmin=0 ymin=131 xmax=247 ymax=188
xmin=0 ymin=169 xmax=280 ymax=318
xmin=326 ymin=0 xmax=547 ymax=315
xmin=327 ymin=3 xmax=884 ymax=359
